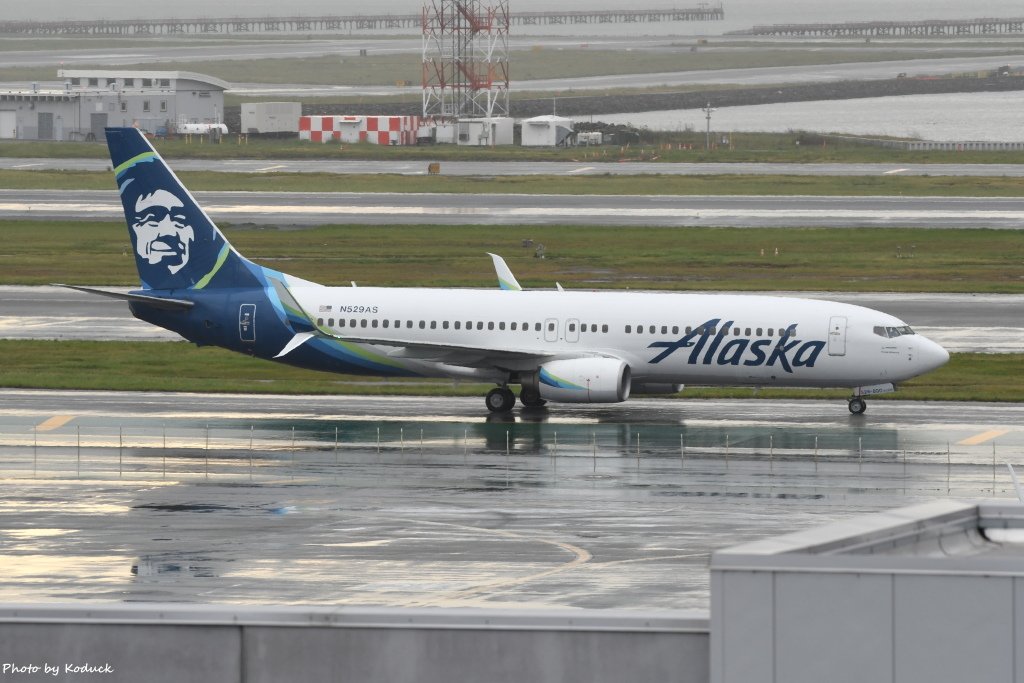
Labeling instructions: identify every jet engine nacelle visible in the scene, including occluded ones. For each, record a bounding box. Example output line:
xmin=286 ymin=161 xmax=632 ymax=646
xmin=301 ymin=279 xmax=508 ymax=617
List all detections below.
xmin=632 ymin=383 xmax=684 ymax=395
xmin=528 ymin=358 xmax=631 ymax=403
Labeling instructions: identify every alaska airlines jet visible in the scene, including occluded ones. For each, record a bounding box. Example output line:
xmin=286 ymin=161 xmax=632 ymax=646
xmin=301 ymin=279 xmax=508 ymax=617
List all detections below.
xmin=66 ymin=127 xmax=950 ymax=415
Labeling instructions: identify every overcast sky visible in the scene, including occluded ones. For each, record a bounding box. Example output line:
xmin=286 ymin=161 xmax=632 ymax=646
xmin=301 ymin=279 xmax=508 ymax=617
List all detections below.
xmin=9 ymin=0 xmax=1024 ymax=29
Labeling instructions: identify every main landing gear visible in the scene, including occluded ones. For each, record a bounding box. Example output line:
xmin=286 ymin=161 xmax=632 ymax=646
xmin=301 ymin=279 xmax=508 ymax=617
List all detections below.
xmin=848 ymin=397 xmax=867 ymax=415
xmin=519 ymin=387 xmax=547 ymax=408
xmin=485 ymin=387 xmax=516 ymax=413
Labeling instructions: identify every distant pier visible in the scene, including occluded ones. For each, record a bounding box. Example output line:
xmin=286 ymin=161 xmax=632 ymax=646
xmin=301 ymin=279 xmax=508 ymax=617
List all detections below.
xmin=0 ymin=6 xmax=724 ymax=36
xmin=735 ymin=16 xmax=1024 ymax=38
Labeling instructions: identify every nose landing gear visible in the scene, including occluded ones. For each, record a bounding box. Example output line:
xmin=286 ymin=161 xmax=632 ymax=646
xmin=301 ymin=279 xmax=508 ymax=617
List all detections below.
xmin=848 ymin=397 xmax=867 ymax=415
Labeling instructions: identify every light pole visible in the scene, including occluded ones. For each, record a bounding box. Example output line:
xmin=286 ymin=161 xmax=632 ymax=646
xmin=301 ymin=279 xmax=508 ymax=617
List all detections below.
xmin=702 ymin=101 xmax=715 ymax=151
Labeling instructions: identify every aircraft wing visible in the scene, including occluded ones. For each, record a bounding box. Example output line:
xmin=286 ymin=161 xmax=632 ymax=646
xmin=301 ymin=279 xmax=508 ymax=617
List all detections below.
xmin=277 ymin=328 xmax=566 ymax=368
xmin=321 ymin=331 xmax=554 ymax=367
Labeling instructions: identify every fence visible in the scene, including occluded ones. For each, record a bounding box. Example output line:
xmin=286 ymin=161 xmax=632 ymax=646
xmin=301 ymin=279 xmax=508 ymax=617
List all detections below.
xmin=0 ymin=421 xmax=1017 ymax=499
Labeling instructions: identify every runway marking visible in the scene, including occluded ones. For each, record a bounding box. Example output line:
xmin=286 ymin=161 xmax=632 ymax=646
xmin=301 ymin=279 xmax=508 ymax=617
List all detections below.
xmin=884 ymin=168 xmax=910 ymax=175
xmin=568 ymin=166 xmax=595 ymax=174
xmin=255 ymin=165 xmax=289 ymax=172
xmin=958 ymin=429 xmax=1009 ymax=446
xmin=11 ymin=163 xmax=43 ymax=169
xmin=387 ymin=517 xmax=592 ymax=607
xmin=36 ymin=415 xmax=74 ymax=432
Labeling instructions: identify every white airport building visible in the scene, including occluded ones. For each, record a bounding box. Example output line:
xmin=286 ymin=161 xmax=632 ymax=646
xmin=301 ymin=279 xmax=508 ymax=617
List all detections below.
xmin=0 ymin=69 xmax=228 ymax=141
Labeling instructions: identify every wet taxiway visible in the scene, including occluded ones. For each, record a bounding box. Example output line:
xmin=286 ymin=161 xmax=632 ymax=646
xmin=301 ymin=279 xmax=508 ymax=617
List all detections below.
xmin=0 ymin=390 xmax=1020 ymax=610
xmin=6 ymin=189 xmax=1024 ymax=228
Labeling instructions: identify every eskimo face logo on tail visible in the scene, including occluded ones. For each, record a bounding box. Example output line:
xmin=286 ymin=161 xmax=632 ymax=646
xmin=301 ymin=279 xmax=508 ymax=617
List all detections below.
xmin=130 ymin=189 xmax=195 ymax=275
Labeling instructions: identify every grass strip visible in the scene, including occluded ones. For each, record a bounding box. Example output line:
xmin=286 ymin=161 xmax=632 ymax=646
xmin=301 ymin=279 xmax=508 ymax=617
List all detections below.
xmin=6 ymin=47 xmax=1018 ymax=87
xmin=2 ymin=221 xmax=1021 ymax=293
xmin=9 ymin=133 xmax=1024 ymax=164
xmin=6 ymin=168 xmax=1024 ymax=198
xmin=0 ymin=340 xmax=1014 ymax=402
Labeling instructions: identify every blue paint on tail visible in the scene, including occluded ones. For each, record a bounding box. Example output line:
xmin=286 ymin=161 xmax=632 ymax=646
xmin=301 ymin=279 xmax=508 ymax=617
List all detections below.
xmin=106 ymin=127 xmax=252 ymax=291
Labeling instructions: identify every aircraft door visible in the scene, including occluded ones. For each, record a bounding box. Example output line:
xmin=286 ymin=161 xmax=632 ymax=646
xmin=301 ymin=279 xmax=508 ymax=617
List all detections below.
xmin=566 ymin=319 xmax=580 ymax=343
xmin=239 ymin=304 xmax=256 ymax=343
xmin=828 ymin=316 xmax=847 ymax=356
xmin=544 ymin=318 xmax=558 ymax=343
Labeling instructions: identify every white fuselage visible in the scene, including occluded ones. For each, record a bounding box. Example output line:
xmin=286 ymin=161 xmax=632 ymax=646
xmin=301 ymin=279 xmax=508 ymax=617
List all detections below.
xmin=291 ymin=286 xmax=949 ymax=390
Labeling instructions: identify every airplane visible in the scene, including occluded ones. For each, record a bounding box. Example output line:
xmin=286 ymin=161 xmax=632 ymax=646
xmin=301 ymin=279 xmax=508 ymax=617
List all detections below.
xmin=63 ymin=127 xmax=950 ymax=415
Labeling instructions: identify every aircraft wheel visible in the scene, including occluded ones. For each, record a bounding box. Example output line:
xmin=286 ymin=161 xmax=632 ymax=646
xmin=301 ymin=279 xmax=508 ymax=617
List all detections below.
xmin=486 ymin=387 xmax=516 ymax=413
xmin=848 ymin=398 xmax=867 ymax=415
xmin=519 ymin=387 xmax=547 ymax=408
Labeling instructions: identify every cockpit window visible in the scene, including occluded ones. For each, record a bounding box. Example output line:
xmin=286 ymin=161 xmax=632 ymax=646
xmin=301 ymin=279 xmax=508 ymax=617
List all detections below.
xmin=873 ymin=325 xmax=915 ymax=338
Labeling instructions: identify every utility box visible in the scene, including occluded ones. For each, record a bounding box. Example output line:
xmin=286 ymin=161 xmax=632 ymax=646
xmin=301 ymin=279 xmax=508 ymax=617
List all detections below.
xmin=577 ymin=131 xmax=602 ymax=146
xmin=240 ymin=102 xmax=301 ymax=134
xmin=456 ymin=117 xmax=513 ymax=146
xmin=521 ymin=115 xmax=575 ymax=146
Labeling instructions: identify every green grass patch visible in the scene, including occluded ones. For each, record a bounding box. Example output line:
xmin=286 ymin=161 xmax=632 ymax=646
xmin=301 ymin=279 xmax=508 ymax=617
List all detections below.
xmin=0 ymin=340 xmax=1013 ymax=402
xmin=5 ymin=168 xmax=1024 ymax=198
xmin=2 ymin=220 xmax=1021 ymax=293
xmin=4 ymin=45 xmax=1021 ymax=86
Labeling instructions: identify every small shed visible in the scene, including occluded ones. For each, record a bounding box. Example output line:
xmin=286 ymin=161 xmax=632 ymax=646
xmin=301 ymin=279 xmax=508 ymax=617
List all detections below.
xmin=520 ymin=115 xmax=574 ymax=147
xmin=240 ymin=102 xmax=301 ymax=134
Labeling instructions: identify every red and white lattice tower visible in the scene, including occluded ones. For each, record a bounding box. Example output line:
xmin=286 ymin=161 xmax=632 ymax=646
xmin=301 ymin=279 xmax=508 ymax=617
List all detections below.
xmin=421 ymin=0 xmax=509 ymax=121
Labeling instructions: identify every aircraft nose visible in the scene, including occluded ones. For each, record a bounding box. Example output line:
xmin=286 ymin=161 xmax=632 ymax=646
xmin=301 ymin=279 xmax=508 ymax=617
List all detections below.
xmin=919 ymin=337 xmax=950 ymax=372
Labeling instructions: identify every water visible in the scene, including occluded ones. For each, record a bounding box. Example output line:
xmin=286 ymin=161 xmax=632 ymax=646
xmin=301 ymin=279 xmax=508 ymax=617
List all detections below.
xmin=580 ymin=90 xmax=1024 ymax=141
xmin=11 ymin=0 xmax=1024 ymax=34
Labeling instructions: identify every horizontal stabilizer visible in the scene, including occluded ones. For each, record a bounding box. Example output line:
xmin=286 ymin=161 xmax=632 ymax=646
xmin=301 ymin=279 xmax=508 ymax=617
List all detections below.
xmin=54 ymin=284 xmax=194 ymax=310
xmin=275 ymin=332 xmax=316 ymax=359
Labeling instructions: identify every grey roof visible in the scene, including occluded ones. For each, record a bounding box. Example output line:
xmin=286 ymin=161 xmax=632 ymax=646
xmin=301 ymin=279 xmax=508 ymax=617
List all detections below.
xmin=57 ymin=69 xmax=230 ymax=91
xmin=713 ymin=500 xmax=1024 ymax=575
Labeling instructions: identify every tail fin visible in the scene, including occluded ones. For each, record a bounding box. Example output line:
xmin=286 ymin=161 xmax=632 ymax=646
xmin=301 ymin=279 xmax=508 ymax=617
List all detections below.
xmin=106 ymin=127 xmax=248 ymax=291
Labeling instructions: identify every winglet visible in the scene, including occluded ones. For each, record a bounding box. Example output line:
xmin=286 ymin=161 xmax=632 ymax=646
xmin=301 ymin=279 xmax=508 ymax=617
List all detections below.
xmin=1009 ymin=464 xmax=1024 ymax=503
xmin=487 ymin=253 xmax=522 ymax=291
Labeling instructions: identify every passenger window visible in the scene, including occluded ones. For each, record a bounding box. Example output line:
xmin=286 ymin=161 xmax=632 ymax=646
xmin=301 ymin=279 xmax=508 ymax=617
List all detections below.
xmin=672 ymin=326 xmax=679 ymax=335
xmin=430 ymin=321 xmax=437 ymax=329
xmin=499 ymin=322 xmax=506 ymax=330
xmin=686 ymin=326 xmax=692 ymax=334
xmin=340 ymin=319 xmax=347 ymax=328
xmin=767 ymin=328 xmax=773 ymax=337
xmin=360 ymin=319 xmax=367 ymax=328
xmin=547 ymin=322 xmax=555 ymax=331
xmin=745 ymin=328 xmax=751 ymax=336
xmin=406 ymin=321 xmax=413 ymax=328
xmin=649 ymin=326 xmax=655 ymax=334
xmin=709 ymin=327 xmax=716 ymax=335
xmin=756 ymin=327 xmax=762 ymax=336
xmin=625 ymin=325 xmax=632 ymax=333
xmin=535 ymin=323 xmax=541 ymax=332
xmin=488 ymin=322 xmax=494 ymax=330
xmin=568 ymin=323 xmax=575 ymax=332
xmin=383 ymin=320 xmax=389 ymax=328
xmin=317 ymin=318 xmax=324 ymax=326
xmin=419 ymin=321 xmax=426 ymax=329
xmin=455 ymin=321 xmax=461 ymax=330
xmin=477 ymin=322 xmax=484 ymax=330
xmin=371 ymin=320 xmax=378 ymax=328
xmin=511 ymin=322 xmax=517 ymax=331
xmin=443 ymin=321 xmax=449 ymax=329
xmin=591 ymin=324 xmax=597 ymax=332
xmin=734 ymin=327 xmax=740 ymax=336
xmin=602 ymin=324 xmax=608 ymax=333
xmin=661 ymin=326 xmax=667 ymax=334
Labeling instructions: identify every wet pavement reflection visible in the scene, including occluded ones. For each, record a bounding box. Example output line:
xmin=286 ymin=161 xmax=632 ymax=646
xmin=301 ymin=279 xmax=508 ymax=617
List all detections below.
xmin=0 ymin=392 xmax=1021 ymax=610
